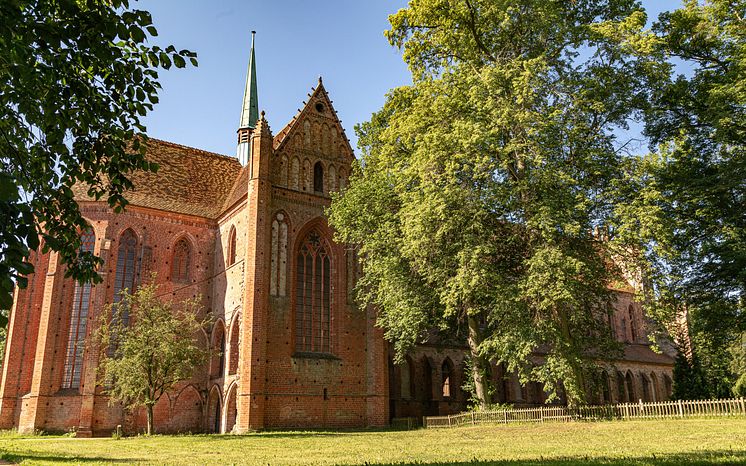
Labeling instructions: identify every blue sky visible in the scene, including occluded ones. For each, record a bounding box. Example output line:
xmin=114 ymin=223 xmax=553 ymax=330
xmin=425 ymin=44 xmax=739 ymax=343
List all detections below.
xmin=140 ymin=0 xmax=684 ymax=157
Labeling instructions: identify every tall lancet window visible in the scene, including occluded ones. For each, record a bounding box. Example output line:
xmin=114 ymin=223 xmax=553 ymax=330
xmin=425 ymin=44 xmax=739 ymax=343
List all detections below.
xmin=295 ymin=230 xmax=331 ymax=354
xmin=62 ymin=228 xmax=95 ymax=389
xmin=313 ymin=162 xmax=324 ymax=193
xmin=113 ymin=229 xmax=138 ymax=325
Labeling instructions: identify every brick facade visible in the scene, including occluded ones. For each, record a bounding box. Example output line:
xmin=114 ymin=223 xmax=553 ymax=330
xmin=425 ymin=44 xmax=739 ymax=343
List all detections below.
xmin=0 ymin=79 xmax=673 ymax=435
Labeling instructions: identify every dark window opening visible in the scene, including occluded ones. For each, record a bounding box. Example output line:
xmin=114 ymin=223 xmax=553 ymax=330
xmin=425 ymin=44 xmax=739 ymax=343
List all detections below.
xmin=313 ymin=162 xmax=324 ymax=193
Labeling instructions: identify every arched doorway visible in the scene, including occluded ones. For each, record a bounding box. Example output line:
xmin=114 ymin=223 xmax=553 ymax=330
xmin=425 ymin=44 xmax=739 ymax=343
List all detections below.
xmin=207 ymin=386 xmax=222 ymax=433
xmin=224 ymin=383 xmax=238 ymax=433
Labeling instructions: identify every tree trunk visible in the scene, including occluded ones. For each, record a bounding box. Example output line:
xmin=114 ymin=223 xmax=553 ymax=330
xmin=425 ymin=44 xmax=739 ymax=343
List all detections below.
xmin=467 ymin=315 xmax=490 ymax=409
xmin=558 ymin=308 xmax=586 ymax=408
xmin=146 ymin=404 xmax=153 ymax=435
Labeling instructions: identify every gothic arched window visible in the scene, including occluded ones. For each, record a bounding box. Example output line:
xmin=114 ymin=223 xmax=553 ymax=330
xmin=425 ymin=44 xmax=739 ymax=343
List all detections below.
xmin=628 ymin=305 xmax=638 ymax=342
xmin=313 ymin=161 xmax=324 ymax=193
xmin=172 ymin=238 xmax=191 ymax=282
xmin=113 ymin=229 xmax=138 ymax=324
xmin=442 ymin=359 xmax=453 ymax=398
xmin=227 ymin=226 xmax=237 ymax=266
xmin=295 ymin=229 xmax=331 ymax=353
xmin=62 ymin=228 xmax=95 ymax=389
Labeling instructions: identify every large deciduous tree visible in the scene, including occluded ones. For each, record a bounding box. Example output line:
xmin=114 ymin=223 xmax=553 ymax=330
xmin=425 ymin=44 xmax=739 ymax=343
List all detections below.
xmin=610 ymin=0 xmax=745 ymax=397
xmin=330 ymin=0 xmax=657 ymax=406
xmin=0 ymin=0 xmax=196 ymax=309
xmin=95 ymin=281 xmax=209 ymax=435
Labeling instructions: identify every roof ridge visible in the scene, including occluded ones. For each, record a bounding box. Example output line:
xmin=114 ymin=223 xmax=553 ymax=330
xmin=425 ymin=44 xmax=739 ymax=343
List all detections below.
xmin=147 ymin=138 xmax=238 ymax=163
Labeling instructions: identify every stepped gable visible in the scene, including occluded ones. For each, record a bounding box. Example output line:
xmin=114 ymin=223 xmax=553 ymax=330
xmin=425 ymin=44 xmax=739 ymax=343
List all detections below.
xmin=72 ymin=138 xmax=242 ymax=219
xmin=272 ymin=78 xmax=355 ymax=161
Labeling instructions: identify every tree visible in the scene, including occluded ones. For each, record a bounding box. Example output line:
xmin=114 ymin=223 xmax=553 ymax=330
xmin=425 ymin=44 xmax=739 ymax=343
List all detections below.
xmin=610 ymin=0 xmax=745 ymax=395
xmin=0 ymin=0 xmax=197 ymax=309
xmin=330 ymin=0 xmax=654 ymax=406
xmin=95 ymin=281 xmax=209 ymax=435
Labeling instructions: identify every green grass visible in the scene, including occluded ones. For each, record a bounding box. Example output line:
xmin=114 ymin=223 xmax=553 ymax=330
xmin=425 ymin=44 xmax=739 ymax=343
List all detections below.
xmin=0 ymin=418 xmax=744 ymax=465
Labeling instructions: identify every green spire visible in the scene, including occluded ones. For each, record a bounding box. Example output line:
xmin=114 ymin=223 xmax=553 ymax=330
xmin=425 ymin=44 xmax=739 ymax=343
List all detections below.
xmin=239 ymin=31 xmax=259 ymax=130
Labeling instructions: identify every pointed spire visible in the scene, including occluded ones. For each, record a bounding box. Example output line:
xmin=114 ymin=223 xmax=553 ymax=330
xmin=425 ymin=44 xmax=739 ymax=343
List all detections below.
xmin=239 ymin=31 xmax=259 ymax=130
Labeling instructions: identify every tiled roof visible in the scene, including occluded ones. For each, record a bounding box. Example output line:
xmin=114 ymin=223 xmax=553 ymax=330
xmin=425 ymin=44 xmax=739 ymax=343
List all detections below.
xmin=621 ymin=344 xmax=675 ymax=365
xmin=221 ymin=165 xmax=250 ymax=213
xmin=73 ymin=138 xmax=242 ymax=219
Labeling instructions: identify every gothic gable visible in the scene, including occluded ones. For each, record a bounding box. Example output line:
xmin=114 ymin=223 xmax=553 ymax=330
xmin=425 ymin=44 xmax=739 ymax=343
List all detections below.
xmin=272 ymin=80 xmax=354 ymax=194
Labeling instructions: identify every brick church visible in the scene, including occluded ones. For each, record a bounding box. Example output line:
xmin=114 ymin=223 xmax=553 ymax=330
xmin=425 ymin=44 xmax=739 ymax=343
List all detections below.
xmin=0 ymin=34 xmax=675 ymax=436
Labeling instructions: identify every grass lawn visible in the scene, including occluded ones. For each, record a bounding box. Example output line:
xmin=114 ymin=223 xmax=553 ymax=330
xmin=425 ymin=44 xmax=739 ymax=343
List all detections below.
xmin=0 ymin=418 xmax=744 ymax=465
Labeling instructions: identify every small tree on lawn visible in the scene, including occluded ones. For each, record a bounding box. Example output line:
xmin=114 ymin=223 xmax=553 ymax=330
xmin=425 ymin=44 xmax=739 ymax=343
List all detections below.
xmin=95 ymin=280 xmax=209 ymax=435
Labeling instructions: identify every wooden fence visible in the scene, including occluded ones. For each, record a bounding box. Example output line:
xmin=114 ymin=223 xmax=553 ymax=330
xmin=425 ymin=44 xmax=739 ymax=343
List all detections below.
xmin=423 ymin=398 xmax=746 ymax=428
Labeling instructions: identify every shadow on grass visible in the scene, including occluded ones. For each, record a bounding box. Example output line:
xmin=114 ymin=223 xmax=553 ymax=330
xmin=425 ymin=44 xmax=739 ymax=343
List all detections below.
xmin=347 ymin=450 xmax=746 ymax=466
xmin=1 ymin=451 xmax=140 ymax=464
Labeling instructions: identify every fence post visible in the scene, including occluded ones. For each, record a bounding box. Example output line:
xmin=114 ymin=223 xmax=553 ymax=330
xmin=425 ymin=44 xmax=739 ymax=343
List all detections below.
xmin=540 ymin=406 xmax=544 ymax=423
xmin=503 ymin=410 xmax=507 ymax=424
xmin=471 ymin=411 xmax=476 ymax=425
xmin=639 ymin=399 xmax=644 ymax=418
xmin=448 ymin=415 xmax=452 ymax=427
xmin=677 ymin=399 xmax=684 ymax=418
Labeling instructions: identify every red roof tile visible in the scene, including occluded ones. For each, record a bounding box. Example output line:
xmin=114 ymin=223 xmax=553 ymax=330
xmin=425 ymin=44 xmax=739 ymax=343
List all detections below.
xmin=73 ymin=138 xmax=242 ymax=219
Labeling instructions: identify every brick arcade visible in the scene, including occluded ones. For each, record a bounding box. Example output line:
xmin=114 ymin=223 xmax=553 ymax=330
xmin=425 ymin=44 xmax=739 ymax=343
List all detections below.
xmin=0 ymin=35 xmax=675 ymax=435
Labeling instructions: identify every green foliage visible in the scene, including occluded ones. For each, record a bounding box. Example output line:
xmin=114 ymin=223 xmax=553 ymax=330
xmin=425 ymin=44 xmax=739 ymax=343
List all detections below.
xmin=0 ymin=308 xmax=7 ymax=366
xmin=95 ymin=280 xmax=209 ymax=435
xmin=0 ymin=0 xmax=197 ymax=309
xmin=671 ymin=352 xmax=709 ymax=400
xmin=330 ymin=0 xmax=654 ymax=406
xmin=608 ymin=0 xmax=745 ymax=397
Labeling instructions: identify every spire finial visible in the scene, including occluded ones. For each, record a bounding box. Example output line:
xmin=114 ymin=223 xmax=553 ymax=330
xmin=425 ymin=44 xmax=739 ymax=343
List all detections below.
xmin=239 ymin=30 xmax=259 ymax=130
xmin=318 ymin=76 xmax=323 ymax=84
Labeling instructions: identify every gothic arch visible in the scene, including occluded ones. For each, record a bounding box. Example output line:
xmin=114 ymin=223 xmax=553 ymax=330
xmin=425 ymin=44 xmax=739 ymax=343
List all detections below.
xmin=227 ymin=226 xmax=237 ymax=267
xmin=289 ymin=156 xmax=300 ymax=190
xmin=223 ymin=382 xmax=238 ymax=433
xmin=302 ymin=158 xmax=311 ymax=191
xmin=62 ymin=227 xmax=96 ymax=390
xmin=400 ymin=356 xmax=414 ymax=400
xmin=328 ymin=164 xmax=337 ymax=192
xmin=640 ymin=371 xmax=652 ymax=402
xmin=279 ymin=153 xmax=288 ymax=187
xmin=441 ymin=358 xmax=454 ymax=399
xmin=600 ymin=370 xmax=611 ymax=404
xmin=313 ymin=161 xmax=324 ymax=193
xmin=170 ymin=235 xmax=193 ymax=283
xmin=227 ymin=312 xmax=240 ymax=375
xmin=113 ymin=228 xmax=139 ymax=326
xmin=616 ymin=371 xmax=626 ymax=402
xmin=338 ymin=166 xmax=347 ymax=190
xmin=650 ymin=372 xmax=660 ymax=402
xmin=207 ymin=385 xmax=222 ymax=433
xmin=628 ymin=305 xmax=638 ymax=342
xmin=292 ymin=219 xmax=336 ymax=354
xmin=270 ymin=211 xmax=290 ymax=297
xmin=172 ymin=384 xmax=203 ymax=433
xmin=625 ymin=370 xmax=636 ymax=402
xmin=210 ymin=320 xmax=226 ymax=378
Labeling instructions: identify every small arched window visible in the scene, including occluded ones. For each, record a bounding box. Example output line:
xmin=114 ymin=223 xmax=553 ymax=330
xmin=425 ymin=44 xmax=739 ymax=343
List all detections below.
xmin=172 ymin=238 xmax=191 ymax=282
xmin=628 ymin=305 xmax=638 ymax=342
xmin=227 ymin=226 xmax=237 ymax=266
xmin=441 ymin=359 xmax=453 ymax=398
xmin=313 ymin=161 xmax=324 ymax=193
